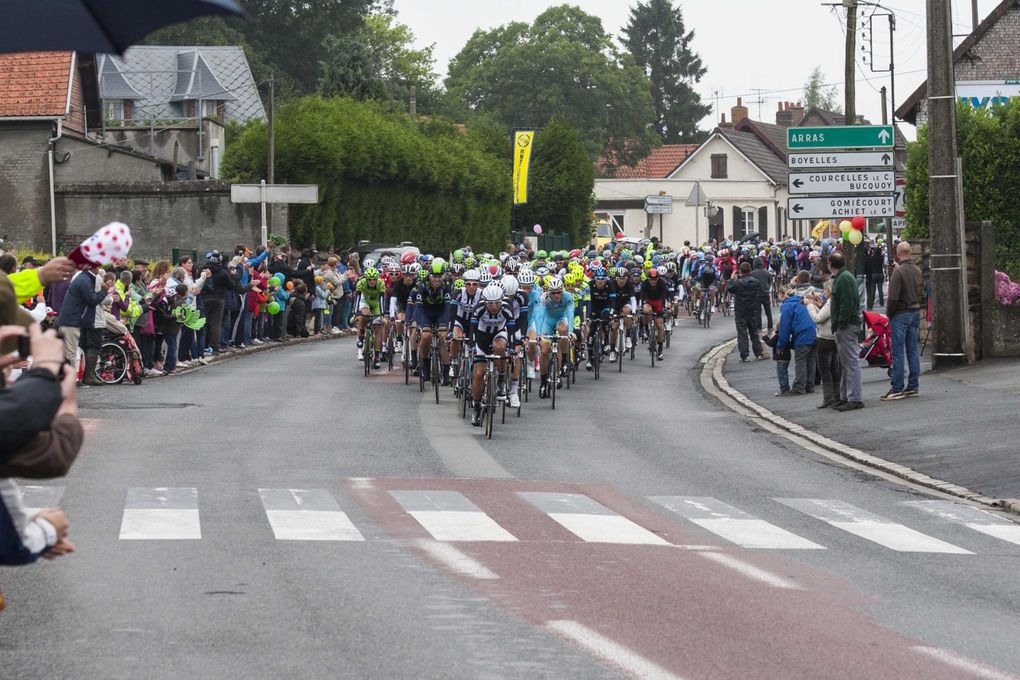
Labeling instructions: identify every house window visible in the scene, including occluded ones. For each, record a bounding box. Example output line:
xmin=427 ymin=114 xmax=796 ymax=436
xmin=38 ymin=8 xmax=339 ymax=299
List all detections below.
xmin=200 ymin=100 xmax=222 ymax=119
xmin=711 ymin=154 xmax=728 ymax=179
xmin=104 ymin=100 xmax=125 ymax=122
xmin=740 ymin=207 xmax=756 ymax=236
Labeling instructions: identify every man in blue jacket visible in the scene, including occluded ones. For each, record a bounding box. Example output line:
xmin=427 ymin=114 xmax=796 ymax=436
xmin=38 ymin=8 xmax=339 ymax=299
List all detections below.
xmin=56 ymin=264 xmax=110 ymax=385
xmin=775 ymin=271 xmax=817 ymax=395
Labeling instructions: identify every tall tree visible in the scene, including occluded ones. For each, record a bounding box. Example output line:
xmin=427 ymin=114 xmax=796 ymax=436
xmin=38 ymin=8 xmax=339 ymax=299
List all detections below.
xmin=444 ymin=5 xmax=659 ymax=166
xmin=803 ymin=65 xmax=842 ymax=112
xmin=621 ymin=0 xmax=710 ymax=143
xmin=318 ymin=33 xmax=387 ymax=100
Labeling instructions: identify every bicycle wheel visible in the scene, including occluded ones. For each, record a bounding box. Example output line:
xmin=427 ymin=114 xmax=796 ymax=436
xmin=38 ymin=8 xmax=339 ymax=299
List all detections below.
xmin=96 ymin=342 xmax=128 ymax=384
xmin=649 ymin=337 xmax=656 ymax=368
xmin=629 ymin=327 xmax=636 ymax=361
xmin=433 ymin=351 xmax=441 ymax=404
xmin=549 ymin=353 xmax=557 ymax=410
xmin=387 ymin=333 xmax=395 ymax=371
xmin=617 ymin=329 xmax=624 ymax=373
xmin=404 ymin=340 xmax=410 ymax=385
xmin=485 ymin=368 xmax=496 ymax=439
xmin=364 ymin=330 xmax=372 ymax=377
xmin=593 ymin=332 xmax=601 ymax=381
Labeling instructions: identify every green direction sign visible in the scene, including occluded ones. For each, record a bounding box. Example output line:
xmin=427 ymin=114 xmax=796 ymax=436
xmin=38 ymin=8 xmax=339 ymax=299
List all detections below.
xmin=787 ymin=125 xmax=894 ymax=150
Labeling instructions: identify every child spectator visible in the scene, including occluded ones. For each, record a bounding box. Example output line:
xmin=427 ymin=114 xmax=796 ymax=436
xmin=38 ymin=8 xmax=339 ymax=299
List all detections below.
xmin=311 ymin=276 xmax=328 ymax=335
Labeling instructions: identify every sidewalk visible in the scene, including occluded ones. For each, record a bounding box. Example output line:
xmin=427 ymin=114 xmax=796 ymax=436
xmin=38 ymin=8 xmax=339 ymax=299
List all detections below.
xmin=720 ymin=345 xmax=1020 ymax=504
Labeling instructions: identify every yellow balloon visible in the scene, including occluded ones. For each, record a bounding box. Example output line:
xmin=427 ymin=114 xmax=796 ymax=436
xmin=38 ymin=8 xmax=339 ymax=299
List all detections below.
xmin=839 ymin=220 xmax=853 ymax=233
xmin=847 ymin=229 xmax=864 ymax=245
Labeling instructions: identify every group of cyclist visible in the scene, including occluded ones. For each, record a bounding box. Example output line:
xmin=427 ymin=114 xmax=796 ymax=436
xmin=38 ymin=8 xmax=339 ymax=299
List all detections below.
xmin=346 ymin=235 xmax=818 ymax=427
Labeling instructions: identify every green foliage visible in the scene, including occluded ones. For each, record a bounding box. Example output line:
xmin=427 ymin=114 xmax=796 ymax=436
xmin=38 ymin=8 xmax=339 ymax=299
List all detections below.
xmin=803 ymin=66 xmax=842 ymax=113
xmin=222 ymin=97 xmax=509 ymax=251
xmin=444 ymin=5 xmax=660 ymax=165
xmin=513 ymin=118 xmax=596 ymax=247
xmin=319 ymin=32 xmax=387 ymax=100
xmin=904 ymin=99 xmax=1020 ymax=264
xmin=621 ymin=0 xmax=710 ymax=144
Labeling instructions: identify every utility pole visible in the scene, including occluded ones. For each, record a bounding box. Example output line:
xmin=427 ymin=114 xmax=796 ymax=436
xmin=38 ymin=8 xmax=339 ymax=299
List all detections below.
xmin=881 ymin=86 xmax=893 ymax=263
xmin=972 ymin=0 xmax=980 ymax=30
xmin=409 ymin=84 xmax=417 ymax=119
xmin=267 ymin=73 xmax=275 ymax=233
xmin=927 ymin=0 xmax=971 ymax=367
xmin=843 ymin=0 xmax=858 ymax=271
xmin=844 ymin=0 xmax=857 ymax=126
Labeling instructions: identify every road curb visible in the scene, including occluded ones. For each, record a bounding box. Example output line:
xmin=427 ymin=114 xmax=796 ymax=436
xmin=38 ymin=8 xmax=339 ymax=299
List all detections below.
xmin=160 ymin=331 xmax=350 ymax=377
xmin=701 ymin=338 xmax=1019 ymax=516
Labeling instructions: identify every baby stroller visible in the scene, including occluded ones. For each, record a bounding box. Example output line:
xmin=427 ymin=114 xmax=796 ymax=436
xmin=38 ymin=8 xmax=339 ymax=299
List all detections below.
xmin=859 ymin=310 xmax=892 ymax=369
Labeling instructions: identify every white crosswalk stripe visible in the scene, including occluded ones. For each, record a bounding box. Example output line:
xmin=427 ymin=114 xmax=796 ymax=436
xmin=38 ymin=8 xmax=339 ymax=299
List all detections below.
xmin=904 ymin=501 xmax=1020 ymax=547
xmin=390 ymin=490 xmax=517 ymax=542
xmin=649 ymin=496 xmax=825 ymax=550
xmin=259 ymin=489 xmax=365 ymax=541
xmin=776 ymin=498 xmax=972 ymax=554
xmin=18 ymin=485 xmax=65 ymax=518
xmin=520 ymin=492 xmax=669 ymax=545
xmin=119 ymin=487 xmax=201 ymax=540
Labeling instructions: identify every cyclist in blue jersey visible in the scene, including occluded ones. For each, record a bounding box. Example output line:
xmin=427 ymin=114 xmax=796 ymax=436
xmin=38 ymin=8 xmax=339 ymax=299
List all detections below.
xmin=529 ymin=275 xmax=573 ymax=399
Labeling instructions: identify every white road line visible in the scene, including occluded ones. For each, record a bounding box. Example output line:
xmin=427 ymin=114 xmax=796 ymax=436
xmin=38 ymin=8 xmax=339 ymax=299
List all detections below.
xmin=546 ymin=513 xmax=670 ymax=545
xmin=408 ymin=510 xmax=518 ymax=542
xmin=119 ymin=488 xmax=201 ymax=540
xmin=259 ymin=489 xmax=365 ymax=541
xmin=699 ymin=552 xmax=804 ymax=590
xmin=905 ymin=501 xmax=1020 ymax=547
xmin=264 ymin=510 xmax=365 ymax=541
xmin=545 ymin=620 xmax=685 ymax=680
xmin=776 ymin=499 xmax=972 ymax=554
xmin=649 ymin=497 xmax=824 ymax=550
xmin=119 ymin=509 xmax=201 ymax=540
xmin=18 ymin=485 xmax=65 ymax=518
xmin=913 ymin=646 xmax=1020 ymax=680
xmin=414 ymin=539 xmax=499 ymax=580
xmin=348 ymin=477 xmax=375 ymax=490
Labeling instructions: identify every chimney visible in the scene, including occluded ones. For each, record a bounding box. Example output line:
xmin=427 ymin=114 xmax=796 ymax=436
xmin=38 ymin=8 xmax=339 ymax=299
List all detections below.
xmin=719 ymin=113 xmax=732 ymax=129
xmin=731 ymin=97 xmax=748 ymax=126
xmin=787 ymin=100 xmax=806 ymax=126
xmin=776 ymin=100 xmax=795 ymax=128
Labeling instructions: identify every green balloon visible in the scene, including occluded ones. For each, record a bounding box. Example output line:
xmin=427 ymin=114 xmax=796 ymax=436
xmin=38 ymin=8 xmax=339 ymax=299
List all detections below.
xmin=269 ymin=276 xmax=282 ymax=287
xmin=267 ymin=301 xmax=281 ymax=315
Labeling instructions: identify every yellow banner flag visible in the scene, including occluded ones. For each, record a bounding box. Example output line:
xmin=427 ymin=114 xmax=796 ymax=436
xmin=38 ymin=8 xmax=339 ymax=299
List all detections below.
xmin=811 ymin=220 xmax=830 ymax=240
xmin=513 ymin=130 xmax=535 ymax=205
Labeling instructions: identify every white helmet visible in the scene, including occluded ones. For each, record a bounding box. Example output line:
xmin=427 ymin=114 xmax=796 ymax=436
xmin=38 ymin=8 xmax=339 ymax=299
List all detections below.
xmin=482 ymin=284 xmax=504 ymax=301
xmin=545 ymin=276 xmax=564 ymax=292
xmin=478 ymin=269 xmax=493 ymax=285
xmin=517 ymin=269 xmax=535 ymax=285
xmin=363 ymin=258 xmax=376 ymax=270
xmin=501 ymin=276 xmax=519 ymax=298
xmin=462 ymin=268 xmax=480 ymax=282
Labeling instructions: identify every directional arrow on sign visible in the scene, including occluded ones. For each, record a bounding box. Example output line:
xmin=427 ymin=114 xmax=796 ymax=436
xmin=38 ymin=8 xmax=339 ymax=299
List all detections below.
xmin=878 ymin=129 xmax=891 ymax=144
xmin=787 ymin=195 xmax=896 ymax=219
xmin=787 ymin=170 xmax=895 ymax=195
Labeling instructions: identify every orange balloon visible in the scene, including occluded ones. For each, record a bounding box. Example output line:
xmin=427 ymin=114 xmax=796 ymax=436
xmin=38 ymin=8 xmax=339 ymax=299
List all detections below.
xmin=285 ymin=281 xmax=294 ymax=290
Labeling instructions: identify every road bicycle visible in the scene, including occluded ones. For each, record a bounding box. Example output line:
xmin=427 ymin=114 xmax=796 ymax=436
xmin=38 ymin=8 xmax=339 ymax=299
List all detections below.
xmin=362 ymin=315 xmax=380 ymax=377
xmin=402 ymin=323 xmax=412 ymax=385
xmin=477 ymin=352 xmax=506 ymax=439
xmin=455 ymin=340 xmax=473 ymax=419
xmin=589 ymin=317 xmax=605 ymax=381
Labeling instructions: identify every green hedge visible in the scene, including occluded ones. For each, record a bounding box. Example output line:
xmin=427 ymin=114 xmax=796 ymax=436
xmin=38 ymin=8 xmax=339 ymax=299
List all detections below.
xmin=222 ymin=96 xmax=511 ymax=252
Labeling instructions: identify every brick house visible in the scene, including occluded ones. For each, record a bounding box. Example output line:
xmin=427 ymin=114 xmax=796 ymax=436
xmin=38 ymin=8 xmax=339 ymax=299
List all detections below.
xmin=896 ymin=0 xmax=1020 ymax=126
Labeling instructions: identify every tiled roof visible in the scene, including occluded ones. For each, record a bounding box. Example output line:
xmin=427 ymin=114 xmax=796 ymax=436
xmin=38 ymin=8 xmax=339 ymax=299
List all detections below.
xmin=598 ymin=144 xmax=700 ymax=178
xmin=0 ymin=51 xmax=72 ymax=117
xmin=717 ymin=128 xmax=788 ymax=185
xmin=99 ymin=46 xmax=265 ymax=123
xmin=737 ymin=119 xmax=788 ymax=160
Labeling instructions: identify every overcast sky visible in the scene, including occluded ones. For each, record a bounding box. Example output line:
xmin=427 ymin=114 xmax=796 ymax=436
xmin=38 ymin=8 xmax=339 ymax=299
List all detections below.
xmin=392 ymin=0 xmax=1001 ymax=139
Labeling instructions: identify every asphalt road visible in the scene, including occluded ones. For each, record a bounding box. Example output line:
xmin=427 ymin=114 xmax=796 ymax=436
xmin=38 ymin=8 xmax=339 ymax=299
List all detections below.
xmin=3 ymin=312 xmax=1019 ymax=680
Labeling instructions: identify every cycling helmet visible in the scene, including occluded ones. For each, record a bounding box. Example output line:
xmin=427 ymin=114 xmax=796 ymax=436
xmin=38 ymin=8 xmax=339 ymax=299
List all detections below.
xmin=400 ymin=252 xmax=417 ymax=265
xmin=380 ymin=255 xmax=395 ymax=266
xmin=486 ymin=263 xmax=502 ymax=279
xmin=417 ymin=268 xmax=429 ymax=281
xmin=429 ymin=260 xmax=446 ymax=276
xmin=656 ymin=266 xmax=668 ymax=276
xmin=482 ymin=284 xmax=504 ymax=302
xmin=416 ymin=253 xmax=431 ymax=265
xmin=453 ymin=279 xmax=465 ymax=290
xmin=535 ymin=266 xmax=550 ymax=278
xmin=545 ymin=276 xmax=564 ymax=291
xmin=478 ymin=269 xmax=493 ymax=285
xmin=695 ymin=252 xmax=705 ymax=261
xmin=363 ymin=258 xmax=377 ymax=270
xmin=450 ymin=262 xmax=466 ymax=275
xmin=613 ymin=267 xmax=627 ymax=278
xmin=401 ymin=263 xmax=417 ymax=275
xmin=463 ymin=269 xmax=480 ymax=282
xmin=363 ymin=267 xmax=380 ymax=279
xmin=593 ymin=267 xmax=609 ymax=280
xmin=504 ymin=256 xmax=520 ymax=273
xmin=452 ymin=248 xmax=465 ymax=262
xmin=464 ymin=256 xmax=476 ymax=269
xmin=647 ymin=268 xmax=659 ymax=278
xmin=569 ymin=248 xmax=582 ymax=259
xmin=563 ymin=272 xmax=577 ymax=286
xmin=535 ymin=249 xmax=548 ymax=260
xmin=501 ymin=276 xmax=519 ymax=298
xmin=517 ymin=269 xmax=535 ymax=285
xmin=633 ymin=255 xmax=644 ymax=265
xmin=386 ymin=263 xmax=401 ymax=275
xmin=652 ymin=255 xmax=662 ymax=266
xmin=498 ymin=252 xmax=510 ymax=263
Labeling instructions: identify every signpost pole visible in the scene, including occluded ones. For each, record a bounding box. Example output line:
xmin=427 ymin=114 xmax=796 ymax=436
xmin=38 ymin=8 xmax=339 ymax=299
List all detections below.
xmin=260 ymin=179 xmax=268 ymax=248
xmin=695 ymin=206 xmax=699 ymax=247
xmin=659 ymin=212 xmax=663 ymax=243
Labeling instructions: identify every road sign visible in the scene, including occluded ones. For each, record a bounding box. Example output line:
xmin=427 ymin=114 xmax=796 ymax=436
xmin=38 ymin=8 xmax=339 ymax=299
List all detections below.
xmin=788 ymin=170 xmax=895 ymax=195
xmin=894 ymin=177 xmax=906 ymax=217
xmin=787 ymin=195 xmax=895 ymax=219
xmin=787 ymin=125 xmax=894 ymax=150
xmin=231 ymin=184 xmax=319 ymax=204
xmin=644 ymin=203 xmax=672 ymax=214
xmin=892 ymin=217 xmax=906 ymax=231
xmin=644 ymin=194 xmax=672 ymax=206
xmin=685 ymin=183 xmax=706 ymax=206
xmin=787 ymin=151 xmax=894 ymax=169
xmin=231 ymin=181 xmax=319 ymax=247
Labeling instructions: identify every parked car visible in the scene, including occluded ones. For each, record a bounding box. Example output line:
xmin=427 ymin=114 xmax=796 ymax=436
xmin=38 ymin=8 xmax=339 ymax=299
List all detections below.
xmin=344 ymin=241 xmax=420 ymax=265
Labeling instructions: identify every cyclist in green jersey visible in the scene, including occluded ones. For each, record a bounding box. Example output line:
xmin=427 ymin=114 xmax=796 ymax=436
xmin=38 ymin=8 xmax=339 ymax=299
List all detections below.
xmin=355 ymin=268 xmax=387 ymax=364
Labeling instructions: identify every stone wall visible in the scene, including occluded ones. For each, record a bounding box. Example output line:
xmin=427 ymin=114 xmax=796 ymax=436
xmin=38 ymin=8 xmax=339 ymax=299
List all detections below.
xmin=0 ymin=123 xmax=53 ymax=247
xmin=55 ymin=181 xmax=287 ymax=260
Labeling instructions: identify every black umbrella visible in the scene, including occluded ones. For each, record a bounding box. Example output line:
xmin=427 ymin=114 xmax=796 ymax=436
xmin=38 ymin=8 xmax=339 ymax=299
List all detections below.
xmin=0 ymin=0 xmax=245 ymax=55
